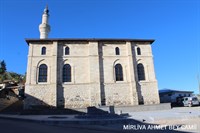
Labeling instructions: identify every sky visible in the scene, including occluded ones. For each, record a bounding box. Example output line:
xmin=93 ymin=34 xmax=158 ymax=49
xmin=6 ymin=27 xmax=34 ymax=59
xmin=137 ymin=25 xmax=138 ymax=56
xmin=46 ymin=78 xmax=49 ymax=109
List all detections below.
xmin=0 ymin=0 xmax=199 ymax=94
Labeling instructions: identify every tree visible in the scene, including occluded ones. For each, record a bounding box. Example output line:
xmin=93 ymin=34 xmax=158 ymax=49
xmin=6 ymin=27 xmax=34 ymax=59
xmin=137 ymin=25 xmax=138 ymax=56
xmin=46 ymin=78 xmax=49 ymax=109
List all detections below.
xmin=22 ymin=72 xmax=26 ymax=83
xmin=0 ymin=60 xmax=26 ymax=83
xmin=0 ymin=60 xmax=7 ymax=74
xmin=0 ymin=60 xmax=7 ymax=82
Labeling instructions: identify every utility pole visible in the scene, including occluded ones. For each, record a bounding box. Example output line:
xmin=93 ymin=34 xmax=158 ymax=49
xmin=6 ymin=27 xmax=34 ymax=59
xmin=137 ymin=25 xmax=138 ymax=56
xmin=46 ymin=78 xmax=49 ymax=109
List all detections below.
xmin=198 ymin=74 xmax=200 ymax=95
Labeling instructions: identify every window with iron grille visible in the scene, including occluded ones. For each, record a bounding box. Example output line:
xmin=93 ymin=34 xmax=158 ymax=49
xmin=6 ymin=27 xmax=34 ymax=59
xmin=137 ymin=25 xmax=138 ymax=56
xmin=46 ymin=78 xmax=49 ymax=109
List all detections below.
xmin=63 ymin=64 xmax=71 ymax=82
xmin=137 ymin=63 xmax=145 ymax=81
xmin=38 ymin=64 xmax=47 ymax=82
xmin=115 ymin=64 xmax=123 ymax=81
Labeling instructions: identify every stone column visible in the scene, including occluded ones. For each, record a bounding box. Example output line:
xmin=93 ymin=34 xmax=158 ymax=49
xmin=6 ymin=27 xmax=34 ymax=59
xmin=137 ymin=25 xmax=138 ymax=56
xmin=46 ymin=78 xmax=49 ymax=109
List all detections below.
xmin=26 ymin=44 xmax=33 ymax=85
xmin=88 ymin=41 xmax=101 ymax=106
xmin=24 ymin=43 xmax=33 ymax=109
xmin=141 ymin=44 xmax=160 ymax=104
xmin=126 ymin=41 xmax=139 ymax=105
xmin=50 ymin=41 xmax=58 ymax=107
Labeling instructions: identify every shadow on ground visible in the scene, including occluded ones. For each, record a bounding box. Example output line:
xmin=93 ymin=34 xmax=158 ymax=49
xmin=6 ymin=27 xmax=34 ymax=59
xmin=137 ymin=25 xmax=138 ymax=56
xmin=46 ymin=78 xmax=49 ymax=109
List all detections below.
xmin=0 ymin=92 xmax=191 ymax=133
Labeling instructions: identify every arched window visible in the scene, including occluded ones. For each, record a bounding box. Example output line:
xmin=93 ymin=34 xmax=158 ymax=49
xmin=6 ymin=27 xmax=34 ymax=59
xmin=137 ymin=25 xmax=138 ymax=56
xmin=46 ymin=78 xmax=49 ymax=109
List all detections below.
xmin=63 ymin=64 xmax=71 ymax=82
xmin=115 ymin=47 xmax=120 ymax=55
xmin=137 ymin=63 xmax=145 ymax=81
xmin=115 ymin=64 xmax=123 ymax=81
xmin=137 ymin=47 xmax=141 ymax=55
xmin=41 ymin=47 xmax=46 ymax=55
xmin=38 ymin=64 xmax=47 ymax=82
xmin=65 ymin=47 xmax=70 ymax=55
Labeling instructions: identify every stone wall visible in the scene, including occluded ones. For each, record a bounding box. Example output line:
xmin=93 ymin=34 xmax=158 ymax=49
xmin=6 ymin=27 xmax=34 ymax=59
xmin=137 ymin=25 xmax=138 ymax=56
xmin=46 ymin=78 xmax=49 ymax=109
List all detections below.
xmin=24 ymin=84 xmax=57 ymax=109
xmin=139 ymin=81 xmax=160 ymax=104
xmin=104 ymin=83 xmax=133 ymax=106
xmin=57 ymin=84 xmax=91 ymax=108
xmin=24 ymin=40 xmax=160 ymax=109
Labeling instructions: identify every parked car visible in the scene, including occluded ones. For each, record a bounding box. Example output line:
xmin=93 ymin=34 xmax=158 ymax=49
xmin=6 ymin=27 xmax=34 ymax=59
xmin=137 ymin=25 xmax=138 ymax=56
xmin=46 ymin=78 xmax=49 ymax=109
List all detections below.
xmin=182 ymin=97 xmax=199 ymax=107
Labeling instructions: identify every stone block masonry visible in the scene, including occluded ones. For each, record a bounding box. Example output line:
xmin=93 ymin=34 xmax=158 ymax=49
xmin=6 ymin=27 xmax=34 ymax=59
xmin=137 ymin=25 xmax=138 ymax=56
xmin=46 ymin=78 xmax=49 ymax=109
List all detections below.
xmin=24 ymin=39 xmax=160 ymax=109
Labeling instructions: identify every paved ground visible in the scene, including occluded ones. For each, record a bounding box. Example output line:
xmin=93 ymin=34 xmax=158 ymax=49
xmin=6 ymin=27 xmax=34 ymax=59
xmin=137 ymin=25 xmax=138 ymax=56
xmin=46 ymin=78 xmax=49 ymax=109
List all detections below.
xmin=0 ymin=106 xmax=199 ymax=133
xmin=128 ymin=106 xmax=200 ymax=123
xmin=107 ymin=106 xmax=200 ymax=133
xmin=130 ymin=106 xmax=200 ymax=133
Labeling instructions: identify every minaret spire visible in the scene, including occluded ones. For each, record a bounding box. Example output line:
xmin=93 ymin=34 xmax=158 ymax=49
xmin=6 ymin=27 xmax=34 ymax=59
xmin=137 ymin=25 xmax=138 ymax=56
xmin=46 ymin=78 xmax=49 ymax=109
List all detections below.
xmin=39 ymin=5 xmax=51 ymax=39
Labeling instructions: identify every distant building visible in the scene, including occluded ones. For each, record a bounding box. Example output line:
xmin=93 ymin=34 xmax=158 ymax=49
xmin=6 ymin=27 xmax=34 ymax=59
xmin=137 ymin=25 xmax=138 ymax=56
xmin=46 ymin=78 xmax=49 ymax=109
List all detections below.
xmin=159 ymin=89 xmax=193 ymax=103
xmin=24 ymin=6 xmax=160 ymax=109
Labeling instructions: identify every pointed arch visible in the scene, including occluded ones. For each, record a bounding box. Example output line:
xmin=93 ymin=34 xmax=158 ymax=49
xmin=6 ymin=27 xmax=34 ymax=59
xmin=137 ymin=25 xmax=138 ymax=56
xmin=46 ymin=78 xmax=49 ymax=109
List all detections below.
xmin=115 ymin=64 xmax=123 ymax=81
xmin=137 ymin=63 xmax=145 ymax=81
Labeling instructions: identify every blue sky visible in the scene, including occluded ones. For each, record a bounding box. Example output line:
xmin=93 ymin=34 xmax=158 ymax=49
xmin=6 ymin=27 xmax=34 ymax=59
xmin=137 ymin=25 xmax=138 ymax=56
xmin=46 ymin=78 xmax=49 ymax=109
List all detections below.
xmin=0 ymin=0 xmax=199 ymax=94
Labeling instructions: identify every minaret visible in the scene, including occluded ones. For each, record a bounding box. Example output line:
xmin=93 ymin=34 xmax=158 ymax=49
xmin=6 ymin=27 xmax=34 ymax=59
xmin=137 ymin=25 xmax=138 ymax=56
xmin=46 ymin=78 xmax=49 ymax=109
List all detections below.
xmin=39 ymin=5 xmax=51 ymax=39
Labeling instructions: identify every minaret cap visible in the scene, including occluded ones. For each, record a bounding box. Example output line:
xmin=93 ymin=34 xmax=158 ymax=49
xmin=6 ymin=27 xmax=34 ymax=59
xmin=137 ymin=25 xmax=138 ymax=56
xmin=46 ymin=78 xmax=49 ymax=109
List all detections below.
xmin=44 ymin=5 xmax=49 ymax=14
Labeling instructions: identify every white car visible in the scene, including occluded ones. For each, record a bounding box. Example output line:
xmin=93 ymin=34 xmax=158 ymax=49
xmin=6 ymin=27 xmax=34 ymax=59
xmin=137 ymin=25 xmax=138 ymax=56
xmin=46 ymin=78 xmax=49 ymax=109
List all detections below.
xmin=182 ymin=97 xmax=199 ymax=107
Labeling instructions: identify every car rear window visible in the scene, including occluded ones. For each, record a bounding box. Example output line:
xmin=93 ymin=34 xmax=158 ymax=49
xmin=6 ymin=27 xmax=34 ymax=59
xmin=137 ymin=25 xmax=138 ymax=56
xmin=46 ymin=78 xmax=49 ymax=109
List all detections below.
xmin=192 ymin=97 xmax=198 ymax=101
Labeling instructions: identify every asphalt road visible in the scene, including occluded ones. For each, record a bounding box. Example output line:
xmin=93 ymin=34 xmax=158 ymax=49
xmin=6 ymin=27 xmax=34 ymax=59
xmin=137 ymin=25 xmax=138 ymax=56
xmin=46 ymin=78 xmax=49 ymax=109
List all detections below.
xmin=0 ymin=119 xmax=114 ymax=133
xmin=0 ymin=118 xmax=189 ymax=133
